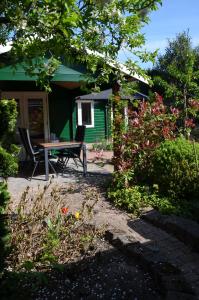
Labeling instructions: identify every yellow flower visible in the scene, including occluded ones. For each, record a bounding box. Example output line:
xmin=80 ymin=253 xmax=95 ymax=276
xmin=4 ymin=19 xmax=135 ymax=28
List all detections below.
xmin=75 ymin=211 xmax=80 ymax=220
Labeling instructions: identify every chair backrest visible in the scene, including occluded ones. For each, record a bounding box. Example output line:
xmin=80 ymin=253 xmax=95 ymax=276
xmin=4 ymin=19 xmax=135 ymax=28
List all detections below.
xmin=18 ymin=127 xmax=36 ymax=160
xmin=75 ymin=125 xmax=86 ymax=142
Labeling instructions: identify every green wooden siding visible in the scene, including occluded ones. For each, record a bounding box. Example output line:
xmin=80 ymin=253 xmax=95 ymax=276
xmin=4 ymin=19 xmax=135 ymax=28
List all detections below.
xmin=0 ymin=81 xmax=109 ymax=143
xmin=48 ymin=87 xmax=72 ymax=141
xmin=83 ymin=102 xmax=107 ymax=143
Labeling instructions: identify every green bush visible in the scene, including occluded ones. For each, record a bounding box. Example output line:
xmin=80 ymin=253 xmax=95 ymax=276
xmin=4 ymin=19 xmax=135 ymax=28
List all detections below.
xmin=150 ymin=137 xmax=199 ymax=201
xmin=0 ymin=99 xmax=18 ymax=147
xmin=0 ymin=99 xmax=18 ymax=272
xmin=108 ymin=185 xmax=146 ymax=214
xmin=0 ymin=146 xmax=18 ymax=178
xmin=0 ymin=182 xmax=10 ymax=271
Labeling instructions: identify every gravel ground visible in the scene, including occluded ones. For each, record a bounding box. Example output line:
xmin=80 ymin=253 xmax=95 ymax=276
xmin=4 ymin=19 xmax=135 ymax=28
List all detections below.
xmin=33 ymin=239 xmax=161 ymax=300
xmin=4 ymin=156 xmax=162 ymax=300
xmin=1 ymin=238 xmax=161 ymax=300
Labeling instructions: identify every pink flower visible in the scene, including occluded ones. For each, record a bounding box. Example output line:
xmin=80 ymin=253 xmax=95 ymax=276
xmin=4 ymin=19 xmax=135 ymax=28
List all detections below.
xmin=162 ymin=126 xmax=170 ymax=138
xmin=152 ymin=107 xmax=161 ymax=115
xmin=155 ymin=93 xmax=163 ymax=104
xmin=170 ymin=107 xmax=180 ymax=116
xmin=132 ymin=118 xmax=139 ymax=127
xmin=188 ymin=99 xmax=199 ymax=109
xmin=185 ymin=118 xmax=195 ymax=128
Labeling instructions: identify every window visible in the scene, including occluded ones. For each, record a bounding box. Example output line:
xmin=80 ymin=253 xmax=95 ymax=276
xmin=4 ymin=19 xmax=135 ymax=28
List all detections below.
xmin=77 ymin=100 xmax=94 ymax=128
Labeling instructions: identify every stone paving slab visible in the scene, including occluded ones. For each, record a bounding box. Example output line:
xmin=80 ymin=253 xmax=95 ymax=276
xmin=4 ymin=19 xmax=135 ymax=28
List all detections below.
xmin=105 ymin=228 xmax=197 ymax=299
xmin=127 ymin=218 xmax=199 ymax=297
xmin=142 ymin=210 xmax=199 ymax=252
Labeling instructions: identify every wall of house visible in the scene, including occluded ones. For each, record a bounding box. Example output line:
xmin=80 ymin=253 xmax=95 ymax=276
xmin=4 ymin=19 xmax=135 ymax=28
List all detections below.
xmin=48 ymin=85 xmax=75 ymax=141
xmin=0 ymin=81 xmax=110 ymax=143
xmin=83 ymin=101 xmax=107 ymax=143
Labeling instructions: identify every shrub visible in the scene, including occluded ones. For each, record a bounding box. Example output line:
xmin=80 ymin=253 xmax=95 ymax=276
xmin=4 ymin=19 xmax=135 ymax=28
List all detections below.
xmin=150 ymin=137 xmax=199 ymax=201
xmin=0 ymin=99 xmax=18 ymax=147
xmin=0 ymin=99 xmax=18 ymax=272
xmin=108 ymin=185 xmax=144 ymax=214
xmin=108 ymin=171 xmax=150 ymax=214
xmin=113 ymin=93 xmax=177 ymax=178
xmin=0 ymin=182 xmax=10 ymax=271
xmin=0 ymin=147 xmax=18 ymax=178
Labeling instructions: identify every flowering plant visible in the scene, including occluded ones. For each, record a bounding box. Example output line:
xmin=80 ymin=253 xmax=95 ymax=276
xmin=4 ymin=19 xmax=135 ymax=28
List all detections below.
xmin=113 ymin=93 xmax=177 ymax=183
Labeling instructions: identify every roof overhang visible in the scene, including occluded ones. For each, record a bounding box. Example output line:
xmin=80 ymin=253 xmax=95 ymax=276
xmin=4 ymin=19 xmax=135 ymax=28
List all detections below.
xmin=0 ymin=61 xmax=86 ymax=83
xmin=0 ymin=43 xmax=149 ymax=85
xmin=76 ymin=88 xmax=148 ymax=101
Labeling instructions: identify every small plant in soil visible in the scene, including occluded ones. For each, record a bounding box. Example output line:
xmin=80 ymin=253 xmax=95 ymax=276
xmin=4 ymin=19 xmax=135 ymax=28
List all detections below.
xmin=4 ymin=180 xmax=103 ymax=272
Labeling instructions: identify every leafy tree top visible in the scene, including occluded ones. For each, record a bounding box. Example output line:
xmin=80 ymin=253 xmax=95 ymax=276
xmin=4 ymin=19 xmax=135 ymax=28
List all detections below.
xmin=0 ymin=0 xmax=162 ymax=88
xmin=150 ymin=31 xmax=199 ymax=105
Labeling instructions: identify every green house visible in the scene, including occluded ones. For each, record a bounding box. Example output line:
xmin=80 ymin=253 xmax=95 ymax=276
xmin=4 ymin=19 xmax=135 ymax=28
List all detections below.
xmin=75 ymin=88 xmax=148 ymax=143
xmin=0 ymin=57 xmax=147 ymax=143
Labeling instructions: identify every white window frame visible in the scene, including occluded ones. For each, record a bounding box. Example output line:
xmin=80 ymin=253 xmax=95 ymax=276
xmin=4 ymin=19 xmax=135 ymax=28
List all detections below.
xmin=77 ymin=100 xmax=94 ymax=128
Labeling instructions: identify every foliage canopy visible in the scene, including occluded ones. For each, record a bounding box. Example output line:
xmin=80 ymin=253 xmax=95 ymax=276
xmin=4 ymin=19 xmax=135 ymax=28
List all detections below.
xmin=0 ymin=0 xmax=161 ymax=87
xmin=150 ymin=31 xmax=199 ymax=108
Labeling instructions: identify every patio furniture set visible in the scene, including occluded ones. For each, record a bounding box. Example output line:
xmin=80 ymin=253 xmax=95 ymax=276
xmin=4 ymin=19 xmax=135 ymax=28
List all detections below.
xmin=18 ymin=126 xmax=87 ymax=180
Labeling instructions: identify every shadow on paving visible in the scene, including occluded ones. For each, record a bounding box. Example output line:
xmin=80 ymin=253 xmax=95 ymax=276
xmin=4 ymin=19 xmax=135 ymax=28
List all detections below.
xmin=17 ymin=160 xmax=112 ymax=193
xmin=16 ymin=161 xmax=59 ymax=180
xmin=18 ymin=160 xmax=112 ymax=177
xmin=0 ymin=241 xmax=162 ymax=300
xmin=127 ymin=217 xmax=199 ymax=298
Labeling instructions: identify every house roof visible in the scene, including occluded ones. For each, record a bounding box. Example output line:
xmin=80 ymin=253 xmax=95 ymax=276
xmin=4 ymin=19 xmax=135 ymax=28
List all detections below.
xmin=76 ymin=88 xmax=148 ymax=101
xmin=0 ymin=60 xmax=86 ymax=82
xmin=0 ymin=43 xmax=148 ymax=84
xmin=85 ymin=48 xmax=148 ymax=84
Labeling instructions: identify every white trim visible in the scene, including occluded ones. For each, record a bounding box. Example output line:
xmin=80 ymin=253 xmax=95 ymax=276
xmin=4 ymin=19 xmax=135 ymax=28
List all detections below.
xmin=76 ymin=100 xmax=94 ymax=128
xmin=0 ymin=41 xmax=12 ymax=54
xmin=86 ymin=48 xmax=148 ymax=84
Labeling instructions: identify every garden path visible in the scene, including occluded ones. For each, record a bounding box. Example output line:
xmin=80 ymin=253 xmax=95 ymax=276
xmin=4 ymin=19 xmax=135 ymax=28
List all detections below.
xmin=7 ymin=150 xmax=199 ymax=298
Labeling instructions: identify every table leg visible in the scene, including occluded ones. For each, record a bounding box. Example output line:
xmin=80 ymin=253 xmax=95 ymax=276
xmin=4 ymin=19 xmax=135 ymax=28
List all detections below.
xmin=82 ymin=144 xmax=87 ymax=176
xmin=44 ymin=148 xmax=49 ymax=181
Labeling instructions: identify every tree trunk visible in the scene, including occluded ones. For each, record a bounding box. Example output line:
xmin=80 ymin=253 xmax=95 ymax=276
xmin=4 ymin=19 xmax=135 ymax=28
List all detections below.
xmin=112 ymin=80 xmax=122 ymax=171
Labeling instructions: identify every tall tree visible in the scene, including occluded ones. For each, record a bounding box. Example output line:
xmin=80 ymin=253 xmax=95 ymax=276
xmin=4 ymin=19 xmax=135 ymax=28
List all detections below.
xmin=0 ymin=0 xmax=162 ymax=171
xmin=0 ymin=0 xmax=161 ymax=86
xmin=150 ymin=31 xmax=199 ymax=122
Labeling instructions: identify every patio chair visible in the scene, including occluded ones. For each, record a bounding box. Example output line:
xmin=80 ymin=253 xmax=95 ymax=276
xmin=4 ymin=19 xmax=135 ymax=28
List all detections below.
xmin=57 ymin=125 xmax=86 ymax=173
xmin=18 ymin=127 xmax=57 ymax=179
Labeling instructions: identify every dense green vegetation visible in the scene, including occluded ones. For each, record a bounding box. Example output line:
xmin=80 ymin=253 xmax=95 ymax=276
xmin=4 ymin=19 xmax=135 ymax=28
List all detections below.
xmin=150 ymin=138 xmax=199 ymax=201
xmin=150 ymin=31 xmax=199 ymax=130
xmin=0 ymin=0 xmax=161 ymax=89
xmin=0 ymin=99 xmax=18 ymax=271
xmin=108 ymin=31 xmax=199 ymax=222
xmin=108 ymin=95 xmax=199 ymax=222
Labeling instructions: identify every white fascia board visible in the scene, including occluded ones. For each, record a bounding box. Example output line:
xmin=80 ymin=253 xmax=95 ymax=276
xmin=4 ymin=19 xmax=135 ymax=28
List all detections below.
xmin=0 ymin=41 xmax=12 ymax=54
xmin=86 ymin=48 xmax=148 ymax=84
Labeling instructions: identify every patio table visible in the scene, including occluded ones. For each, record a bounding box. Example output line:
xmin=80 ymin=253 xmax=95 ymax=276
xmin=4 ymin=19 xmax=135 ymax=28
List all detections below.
xmin=36 ymin=141 xmax=87 ymax=180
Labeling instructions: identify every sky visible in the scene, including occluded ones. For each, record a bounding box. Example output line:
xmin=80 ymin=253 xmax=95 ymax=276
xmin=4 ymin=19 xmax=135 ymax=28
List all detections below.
xmin=119 ymin=0 xmax=199 ymax=69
